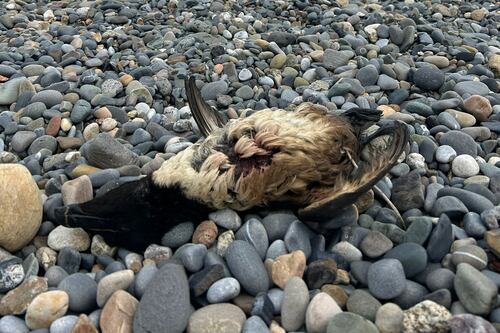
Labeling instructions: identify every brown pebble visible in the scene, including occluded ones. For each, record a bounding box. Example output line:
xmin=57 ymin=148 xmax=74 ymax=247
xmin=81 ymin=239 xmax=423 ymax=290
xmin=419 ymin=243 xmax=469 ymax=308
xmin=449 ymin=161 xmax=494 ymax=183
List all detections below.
xmin=192 ymin=220 xmax=218 ymax=247
xmin=94 ymin=107 xmax=112 ymax=119
xmin=46 ymin=116 xmax=61 ymax=136
xmin=486 ymin=229 xmax=500 ymax=258
xmin=463 ymin=95 xmax=492 ymax=122
xmin=321 ymin=284 xmax=348 ymax=309
xmin=0 ymin=276 xmax=48 ymax=315
xmin=232 ymin=293 xmax=254 ymax=316
xmin=25 ymin=291 xmax=69 ymax=330
xmin=71 ymin=164 xmax=101 ymax=178
xmin=120 ymin=74 xmax=133 ymax=86
xmin=214 ymin=64 xmax=224 ymax=74
xmin=271 ymin=250 xmax=307 ymax=289
xmin=57 ymin=137 xmax=84 ymax=150
xmin=100 ymin=290 xmax=138 ymax=333
xmin=305 ymin=258 xmax=337 ymax=289
xmin=71 ymin=314 xmax=98 ymax=333
xmin=334 ymin=269 xmax=350 ymax=285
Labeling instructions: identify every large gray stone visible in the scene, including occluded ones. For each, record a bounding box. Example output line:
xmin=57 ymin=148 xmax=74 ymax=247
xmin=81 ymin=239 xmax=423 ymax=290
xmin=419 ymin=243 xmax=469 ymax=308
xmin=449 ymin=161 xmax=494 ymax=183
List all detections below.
xmin=134 ymin=262 xmax=191 ymax=333
xmin=225 ymin=240 xmax=269 ymax=296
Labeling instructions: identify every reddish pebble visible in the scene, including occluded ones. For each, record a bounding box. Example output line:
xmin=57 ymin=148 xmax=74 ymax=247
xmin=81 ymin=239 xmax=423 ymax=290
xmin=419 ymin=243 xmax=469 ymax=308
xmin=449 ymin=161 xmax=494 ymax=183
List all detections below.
xmin=46 ymin=116 xmax=61 ymax=136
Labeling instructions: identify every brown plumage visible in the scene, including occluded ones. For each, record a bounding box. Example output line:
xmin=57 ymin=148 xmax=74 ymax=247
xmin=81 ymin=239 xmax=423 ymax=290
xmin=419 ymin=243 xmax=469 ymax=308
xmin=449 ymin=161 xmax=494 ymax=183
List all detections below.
xmin=155 ymin=77 xmax=409 ymax=219
xmin=55 ymin=77 xmax=409 ymax=250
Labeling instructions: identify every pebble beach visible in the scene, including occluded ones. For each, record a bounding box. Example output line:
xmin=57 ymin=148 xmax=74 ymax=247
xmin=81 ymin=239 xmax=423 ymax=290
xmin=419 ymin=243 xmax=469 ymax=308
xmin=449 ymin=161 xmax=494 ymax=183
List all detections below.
xmin=0 ymin=0 xmax=499 ymax=332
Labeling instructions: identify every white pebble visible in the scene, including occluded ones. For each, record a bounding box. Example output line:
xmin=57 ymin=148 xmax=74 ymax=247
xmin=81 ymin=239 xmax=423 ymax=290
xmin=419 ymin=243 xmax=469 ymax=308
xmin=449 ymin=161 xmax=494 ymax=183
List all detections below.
xmin=452 ymin=154 xmax=480 ymax=178
xmin=406 ymin=153 xmax=426 ymax=170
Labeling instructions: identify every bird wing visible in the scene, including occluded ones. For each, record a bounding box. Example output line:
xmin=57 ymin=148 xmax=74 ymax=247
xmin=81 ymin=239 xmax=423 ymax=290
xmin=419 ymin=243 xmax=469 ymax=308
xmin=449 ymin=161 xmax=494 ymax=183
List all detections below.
xmin=298 ymin=120 xmax=409 ymax=221
xmin=185 ymin=77 xmax=227 ymax=137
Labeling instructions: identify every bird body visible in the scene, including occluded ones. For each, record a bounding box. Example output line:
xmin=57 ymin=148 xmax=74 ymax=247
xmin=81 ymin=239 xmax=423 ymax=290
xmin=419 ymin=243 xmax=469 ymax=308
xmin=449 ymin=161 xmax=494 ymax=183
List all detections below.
xmin=153 ymin=104 xmax=358 ymax=212
xmin=55 ymin=77 xmax=409 ymax=251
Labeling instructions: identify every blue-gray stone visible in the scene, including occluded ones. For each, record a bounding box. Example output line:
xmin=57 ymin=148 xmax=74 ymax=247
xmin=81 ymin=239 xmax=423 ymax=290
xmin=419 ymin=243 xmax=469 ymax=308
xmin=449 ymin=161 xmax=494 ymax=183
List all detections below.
xmin=377 ymin=74 xmax=399 ymax=90
xmin=49 ymin=315 xmax=78 ymax=333
xmin=129 ymin=128 xmax=152 ymax=146
xmin=28 ymin=135 xmax=58 ymax=154
xmin=393 ymin=280 xmax=429 ymax=310
xmin=403 ymin=217 xmax=433 ymax=245
xmin=242 ymin=316 xmax=269 ymax=333
xmin=174 ymin=243 xmax=207 ymax=273
xmin=88 ymin=169 xmax=120 ymax=188
xmin=235 ymin=218 xmax=269 ymax=259
xmin=384 ymin=243 xmax=428 ymax=278
xmin=70 ymin=100 xmax=92 ymax=123
xmin=392 ymin=170 xmax=424 ymax=211
xmin=134 ymin=262 xmax=191 ymax=333
xmin=326 ymin=312 xmax=380 ymax=333
xmin=30 ymin=90 xmax=63 ymax=108
xmin=200 ymin=81 xmax=228 ymax=100
xmin=437 ymin=187 xmax=494 ymax=214
xmin=207 ymin=277 xmax=241 ymax=303
xmin=281 ymin=89 xmax=299 ymax=103
xmin=87 ymin=133 xmax=139 ymax=168
xmin=0 ymin=315 xmax=29 ymax=333
xmin=426 ymin=268 xmax=455 ymax=292
xmin=208 ymin=208 xmax=241 ymax=230
xmin=284 ymin=221 xmax=312 ymax=259
xmin=356 ymin=65 xmax=379 ymax=86
xmin=405 ymin=101 xmax=433 ymax=117
xmin=22 ymin=253 xmax=39 ymax=279
xmin=367 ymin=259 xmax=406 ymax=300
xmin=161 ymin=222 xmax=194 ymax=248
xmin=251 ymin=293 xmax=274 ymax=325
xmin=432 ymin=196 xmax=468 ymax=219
xmin=25 ymin=102 xmax=46 ymax=119
xmin=454 ymin=81 xmax=490 ymax=96
xmin=437 ymin=112 xmax=461 ymax=130
xmin=10 ymin=131 xmax=37 ymax=153
xmin=413 ymin=66 xmax=444 ymax=91
xmin=267 ymin=288 xmax=284 ymax=314
xmin=57 ymin=273 xmax=97 ymax=312
xmin=262 ymin=212 xmax=297 ymax=241
xmin=225 ymin=240 xmax=269 ymax=296
xmin=134 ymin=264 xmax=158 ymax=299
xmin=427 ymin=214 xmax=453 ymax=262
xmin=266 ymin=240 xmax=288 ymax=260
xmin=452 ymin=314 xmax=497 ymax=333
xmin=45 ymin=265 xmax=69 ymax=288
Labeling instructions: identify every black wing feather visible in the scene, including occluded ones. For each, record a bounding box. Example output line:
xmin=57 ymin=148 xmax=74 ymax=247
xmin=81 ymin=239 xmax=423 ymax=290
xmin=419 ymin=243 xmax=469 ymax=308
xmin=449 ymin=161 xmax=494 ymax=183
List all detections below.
xmin=185 ymin=77 xmax=227 ymax=137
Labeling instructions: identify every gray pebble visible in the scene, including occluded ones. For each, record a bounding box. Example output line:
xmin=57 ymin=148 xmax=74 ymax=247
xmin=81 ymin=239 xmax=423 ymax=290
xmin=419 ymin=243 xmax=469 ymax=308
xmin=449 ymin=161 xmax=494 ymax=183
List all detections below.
xmin=225 ymin=240 xmax=269 ymax=296
xmin=206 ymin=277 xmax=241 ymax=303
xmin=57 ymin=273 xmax=97 ymax=312
xmin=49 ymin=315 xmax=78 ymax=333
xmin=161 ymin=222 xmax=194 ymax=248
xmin=242 ymin=316 xmax=269 ymax=333
xmin=0 ymin=315 xmax=29 ymax=333
xmin=174 ymin=244 xmax=207 ymax=273
xmin=262 ymin=212 xmax=297 ymax=241
xmin=209 ymin=208 xmax=241 ymax=230
xmin=367 ymin=259 xmax=406 ymax=300
xmin=235 ymin=218 xmax=269 ymax=259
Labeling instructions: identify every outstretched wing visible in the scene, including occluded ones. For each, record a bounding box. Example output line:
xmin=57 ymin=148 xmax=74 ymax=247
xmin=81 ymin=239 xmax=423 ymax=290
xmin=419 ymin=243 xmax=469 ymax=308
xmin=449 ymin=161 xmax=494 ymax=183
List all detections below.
xmin=185 ymin=77 xmax=227 ymax=137
xmin=298 ymin=120 xmax=409 ymax=221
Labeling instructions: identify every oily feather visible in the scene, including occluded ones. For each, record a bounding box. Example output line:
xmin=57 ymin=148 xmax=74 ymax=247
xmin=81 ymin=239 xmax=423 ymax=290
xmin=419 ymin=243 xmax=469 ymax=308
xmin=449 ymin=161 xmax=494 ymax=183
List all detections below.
xmin=152 ymin=103 xmax=359 ymax=211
